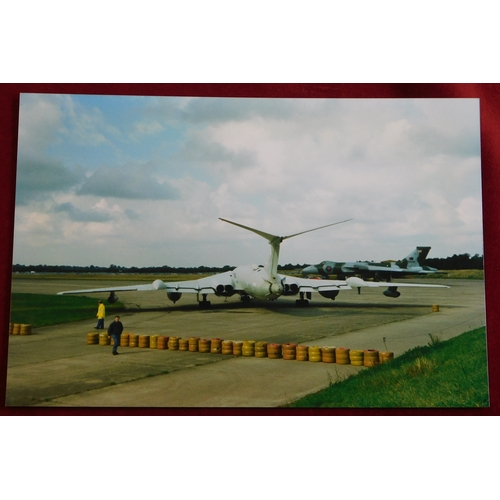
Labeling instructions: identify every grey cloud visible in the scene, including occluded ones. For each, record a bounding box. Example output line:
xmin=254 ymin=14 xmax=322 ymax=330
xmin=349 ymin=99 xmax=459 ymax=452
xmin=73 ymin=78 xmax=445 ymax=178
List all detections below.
xmin=413 ymin=125 xmax=481 ymax=159
xmin=124 ymin=208 xmax=141 ymax=220
xmin=51 ymin=202 xmax=113 ymax=222
xmin=15 ymin=156 xmax=85 ymax=205
xmin=180 ymin=137 xmax=257 ymax=170
xmin=77 ymin=165 xmax=179 ymax=200
xmin=155 ymin=97 xmax=322 ymax=126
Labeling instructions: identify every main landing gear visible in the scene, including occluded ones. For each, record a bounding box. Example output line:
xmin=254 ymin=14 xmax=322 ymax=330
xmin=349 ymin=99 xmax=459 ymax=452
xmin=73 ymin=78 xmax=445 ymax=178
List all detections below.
xmin=295 ymin=291 xmax=311 ymax=307
xmin=198 ymin=293 xmax=211 ymax=309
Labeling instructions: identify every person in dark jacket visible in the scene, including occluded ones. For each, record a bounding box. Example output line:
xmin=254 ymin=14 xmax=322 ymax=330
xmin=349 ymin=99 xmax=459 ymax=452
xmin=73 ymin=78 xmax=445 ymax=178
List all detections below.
xmin=108 ymin=315 xmax=124 ymax=355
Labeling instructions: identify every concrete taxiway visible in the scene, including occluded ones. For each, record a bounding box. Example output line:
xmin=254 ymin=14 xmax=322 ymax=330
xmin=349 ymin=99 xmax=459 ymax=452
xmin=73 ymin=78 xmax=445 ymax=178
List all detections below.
xmin=5 ymin=276 xmax=486 ymax=408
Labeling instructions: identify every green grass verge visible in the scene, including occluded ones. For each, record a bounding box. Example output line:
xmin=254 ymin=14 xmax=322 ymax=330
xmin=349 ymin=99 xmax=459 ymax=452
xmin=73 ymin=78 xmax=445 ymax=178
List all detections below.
xmin=10 ymin=293 xmax=125 ymax=328
xmin=418 ymin=269 xmax=484 ymax=280
xmin=289 ymin=327 xmax=489 ymax=408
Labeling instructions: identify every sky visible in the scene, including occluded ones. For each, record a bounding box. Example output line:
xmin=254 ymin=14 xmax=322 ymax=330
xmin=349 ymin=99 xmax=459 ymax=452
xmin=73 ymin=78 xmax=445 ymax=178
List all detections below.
xmin=12 ymin=94 xmax=483 ymax=269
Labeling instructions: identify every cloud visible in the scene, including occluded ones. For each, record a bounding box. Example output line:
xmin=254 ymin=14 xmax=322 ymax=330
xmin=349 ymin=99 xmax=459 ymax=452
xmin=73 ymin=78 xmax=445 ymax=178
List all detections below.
xmin=129 ymin=120 xmax=164 ymax=140
xmin=17 ymin=94 xmax=65 ymax=157
xmin=15 ymin=156 xmax=85 ymax=205
xmin=12 ymin=95 xmax=483 ymax=267
xmin=77 ymin=164 xmax=179 ymax=200
xmin=50 ymin=202 xmax=113 ymax=223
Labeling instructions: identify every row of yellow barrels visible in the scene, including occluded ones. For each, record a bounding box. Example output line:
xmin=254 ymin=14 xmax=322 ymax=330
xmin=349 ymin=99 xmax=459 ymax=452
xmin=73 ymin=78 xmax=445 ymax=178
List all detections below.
xmin=86 ymin=333 xmax=394 ymax=366
xmin=10 ymin=323 xmax=32 ymax=335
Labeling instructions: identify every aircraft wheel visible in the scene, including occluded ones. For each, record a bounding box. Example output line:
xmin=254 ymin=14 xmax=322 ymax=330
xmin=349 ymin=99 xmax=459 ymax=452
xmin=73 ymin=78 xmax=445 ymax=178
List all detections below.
xmin=199 ymin=300 xmax=211 ymax=309
xmin=295 ymin=299 xmax=309 ymax=307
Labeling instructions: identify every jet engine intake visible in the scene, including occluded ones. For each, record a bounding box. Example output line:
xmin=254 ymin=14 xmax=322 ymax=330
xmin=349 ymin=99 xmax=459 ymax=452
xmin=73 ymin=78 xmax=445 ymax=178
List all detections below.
xmin=283 ymin=283 xmax=299 ymax=296
xmin=319 ymin=290 xmax=340 ymax=300
xmin=167 ymin=291 xmax=182 ymax=303
xmin=107 ymin=292 xmax=118 ymax=304
xmin=215 ymin=284 xmax=235 ymax=297
xmin=383 ymin=287 xmax=401 ymax=298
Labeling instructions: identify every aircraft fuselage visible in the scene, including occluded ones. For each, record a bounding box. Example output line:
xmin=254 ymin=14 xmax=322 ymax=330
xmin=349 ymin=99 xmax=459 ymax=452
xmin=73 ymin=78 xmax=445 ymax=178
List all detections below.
xmin=232 ymin=265 xmax=284 ymax=301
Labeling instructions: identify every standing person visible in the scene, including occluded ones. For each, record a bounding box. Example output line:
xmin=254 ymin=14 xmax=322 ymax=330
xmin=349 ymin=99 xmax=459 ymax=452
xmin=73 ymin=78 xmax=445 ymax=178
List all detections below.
xmin=95 ymin=300 xmax=105 ymax=329
xmin=108 ymin=315 xmax=124 ymax=355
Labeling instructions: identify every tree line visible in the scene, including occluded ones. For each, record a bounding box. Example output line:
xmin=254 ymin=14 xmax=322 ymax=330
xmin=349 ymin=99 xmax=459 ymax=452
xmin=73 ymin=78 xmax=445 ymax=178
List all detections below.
xmin=425 ymin=253 xmax=483 ymax=270
xmin=12 ymin=253 xmax=483 ymax=274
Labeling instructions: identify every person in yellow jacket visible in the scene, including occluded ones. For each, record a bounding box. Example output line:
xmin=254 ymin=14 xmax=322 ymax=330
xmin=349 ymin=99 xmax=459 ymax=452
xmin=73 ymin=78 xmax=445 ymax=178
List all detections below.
xmin=95 ymin=300 xmax=105 ymax=329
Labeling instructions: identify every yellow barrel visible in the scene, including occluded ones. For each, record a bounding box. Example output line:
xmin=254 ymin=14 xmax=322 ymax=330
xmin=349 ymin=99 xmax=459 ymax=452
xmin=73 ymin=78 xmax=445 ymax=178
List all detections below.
xmin=296 ymin=345 xmax=309 ymax=361
xmin=119 ymin=333 xmax=129 ymax=347
xmin=379 ymin=351 xmax=394 ymax=364
xmin=349 ymin=349 xmax=364 ymax=366
xmin=242 ymin=340 xmax=255 ymax=357
xmin=138 ymin=335 xmax=150 ymax=348
xmin=198 ymin=339 xmax=211 ymax=353
xmin=168 ymin=336 xmax=179 ymax=350
xmin=157 ymin=336 xmax=169 ymax=350
xmin=232 ymin=341 xmax=243 ymax=356
xmin=282 ymin=343 xmax=297 ymax=360
xmin=12 ymin=323 xmax=21 ymax=335
xmin=221 ymin=340 xmax=233 ymax=355
xmin=99 ymin=332 xmax=110 ymax=346
xmin=321 ymin=347 xmax=336 ymax=363
xmin=128 ymin=333 xmax=138 ymax=347
xmin=308 ymin=346 xmax=321 ymax=362
xmin=335 ymin=347 xmax=350 ymax=365
xmin=149 ymin=335 xmax=159 ymax=349
xmin=20 ymin=324 xmax=32 ymax=336
xmin=177 ymin=338 xmax=188 ymax=351
xmin=211 ymin=338 xmax=223 ymax=353
xmin=188 ymin=337 xmax=200 ymax=352
xmin=363 ymin=349 xmax=380 ymax=367
xmin=267 ymin=343 xmax=281 ymax=359
xmin=127 ymin=333 xmax=136 ymax=347
xmin=86 ymin=332 xmax=99 ymax=345
xmin=432 ymin=304 xmax=440 ymax=312
xmin=254 ymin=341 xmax=268 ymax=358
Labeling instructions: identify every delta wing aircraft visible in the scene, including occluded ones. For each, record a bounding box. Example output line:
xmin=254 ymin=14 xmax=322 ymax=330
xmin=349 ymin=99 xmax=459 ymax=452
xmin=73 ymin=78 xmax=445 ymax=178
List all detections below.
xmin=302 ymin=247 xmax=440 ymax=283
xmin=58 ymin=219 xmax=448 ymax=307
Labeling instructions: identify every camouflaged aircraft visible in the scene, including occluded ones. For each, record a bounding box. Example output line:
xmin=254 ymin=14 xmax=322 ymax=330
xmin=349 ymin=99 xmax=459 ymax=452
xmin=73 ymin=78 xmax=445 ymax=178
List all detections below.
xmin=58 ymin=221 xmax=447 ymax=307
xmin=302 ymin=247 xmax=440 ymax=287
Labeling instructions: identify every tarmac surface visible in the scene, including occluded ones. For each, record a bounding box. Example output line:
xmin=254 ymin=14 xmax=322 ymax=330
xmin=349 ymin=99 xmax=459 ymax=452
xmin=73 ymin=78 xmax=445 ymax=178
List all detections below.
xmin=5 ymin=276 xmax=486 ymax=408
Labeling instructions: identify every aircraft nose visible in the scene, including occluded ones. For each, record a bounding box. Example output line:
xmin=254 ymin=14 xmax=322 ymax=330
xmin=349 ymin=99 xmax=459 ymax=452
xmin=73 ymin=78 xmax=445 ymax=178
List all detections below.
xmin=302 ymin=265 xmax=319 ymax=274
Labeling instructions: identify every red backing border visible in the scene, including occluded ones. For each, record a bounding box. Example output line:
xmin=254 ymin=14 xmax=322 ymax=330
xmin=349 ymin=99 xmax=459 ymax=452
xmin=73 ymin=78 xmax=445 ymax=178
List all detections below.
xmin=1 ymin=83 xmax=498 ymax=415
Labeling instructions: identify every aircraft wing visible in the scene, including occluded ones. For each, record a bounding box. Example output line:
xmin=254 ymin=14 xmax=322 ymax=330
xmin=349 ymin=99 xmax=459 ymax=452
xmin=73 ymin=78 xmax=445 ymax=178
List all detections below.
xmin=160 ymin=272 xmax=235 ymax=294
xmin=279 ymin=275 xmax=448 ymax=292
xmin=279 ymin=275 xmax=352 ymax=293
xmin=57 ymin=272 xmax=236 ymax=296
xmin=57 ymin=282 xmax=165 ymax=295
xmin=345 ymin=277 xmax=449 ymax=289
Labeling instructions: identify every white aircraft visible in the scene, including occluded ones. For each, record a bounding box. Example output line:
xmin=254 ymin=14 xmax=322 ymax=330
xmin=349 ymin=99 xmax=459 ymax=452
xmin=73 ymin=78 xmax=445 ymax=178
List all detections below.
xmin=58 ymin=218 xmax=449 ymax=307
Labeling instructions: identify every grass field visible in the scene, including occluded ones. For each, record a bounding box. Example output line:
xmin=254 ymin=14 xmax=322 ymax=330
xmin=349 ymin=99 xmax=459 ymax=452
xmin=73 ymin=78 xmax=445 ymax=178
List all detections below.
xmin=418 ymin=269 xmax=484 ymax=280
xmin=289 ymin=326 xmax=489 ymax=408
xmin=11 ymin=273 xmax=214 ymax=282
xmin=11 ymin=269 xmax=484 ymax=282
xmin=9 ymin=293 xmax=125 ymax=328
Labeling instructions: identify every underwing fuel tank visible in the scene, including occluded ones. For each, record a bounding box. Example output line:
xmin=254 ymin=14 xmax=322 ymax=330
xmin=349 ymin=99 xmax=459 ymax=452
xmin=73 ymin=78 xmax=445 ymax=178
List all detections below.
xmin=383 ymin=287 xmax=401 ymax=298
xmin=167 ymin=291 xmax=182 ymax=303
xmin=319 ymin=289 xmax=340 ymax=300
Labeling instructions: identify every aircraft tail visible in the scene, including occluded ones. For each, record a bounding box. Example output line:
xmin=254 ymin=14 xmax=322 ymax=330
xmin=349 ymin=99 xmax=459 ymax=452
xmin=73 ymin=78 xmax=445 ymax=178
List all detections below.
xmin=219 ymin=218 xmax=352 ymax=276
xmin=402 ymin=246 xmax=431 ymax=268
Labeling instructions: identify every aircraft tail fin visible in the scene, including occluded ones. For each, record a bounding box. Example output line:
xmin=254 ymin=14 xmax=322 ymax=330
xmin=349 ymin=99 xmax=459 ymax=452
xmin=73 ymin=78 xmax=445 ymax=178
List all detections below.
xmin=402 ymin=246 xmax=431 ymax=268
xmin=219 ymin=218 xmax=352 ymax=276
